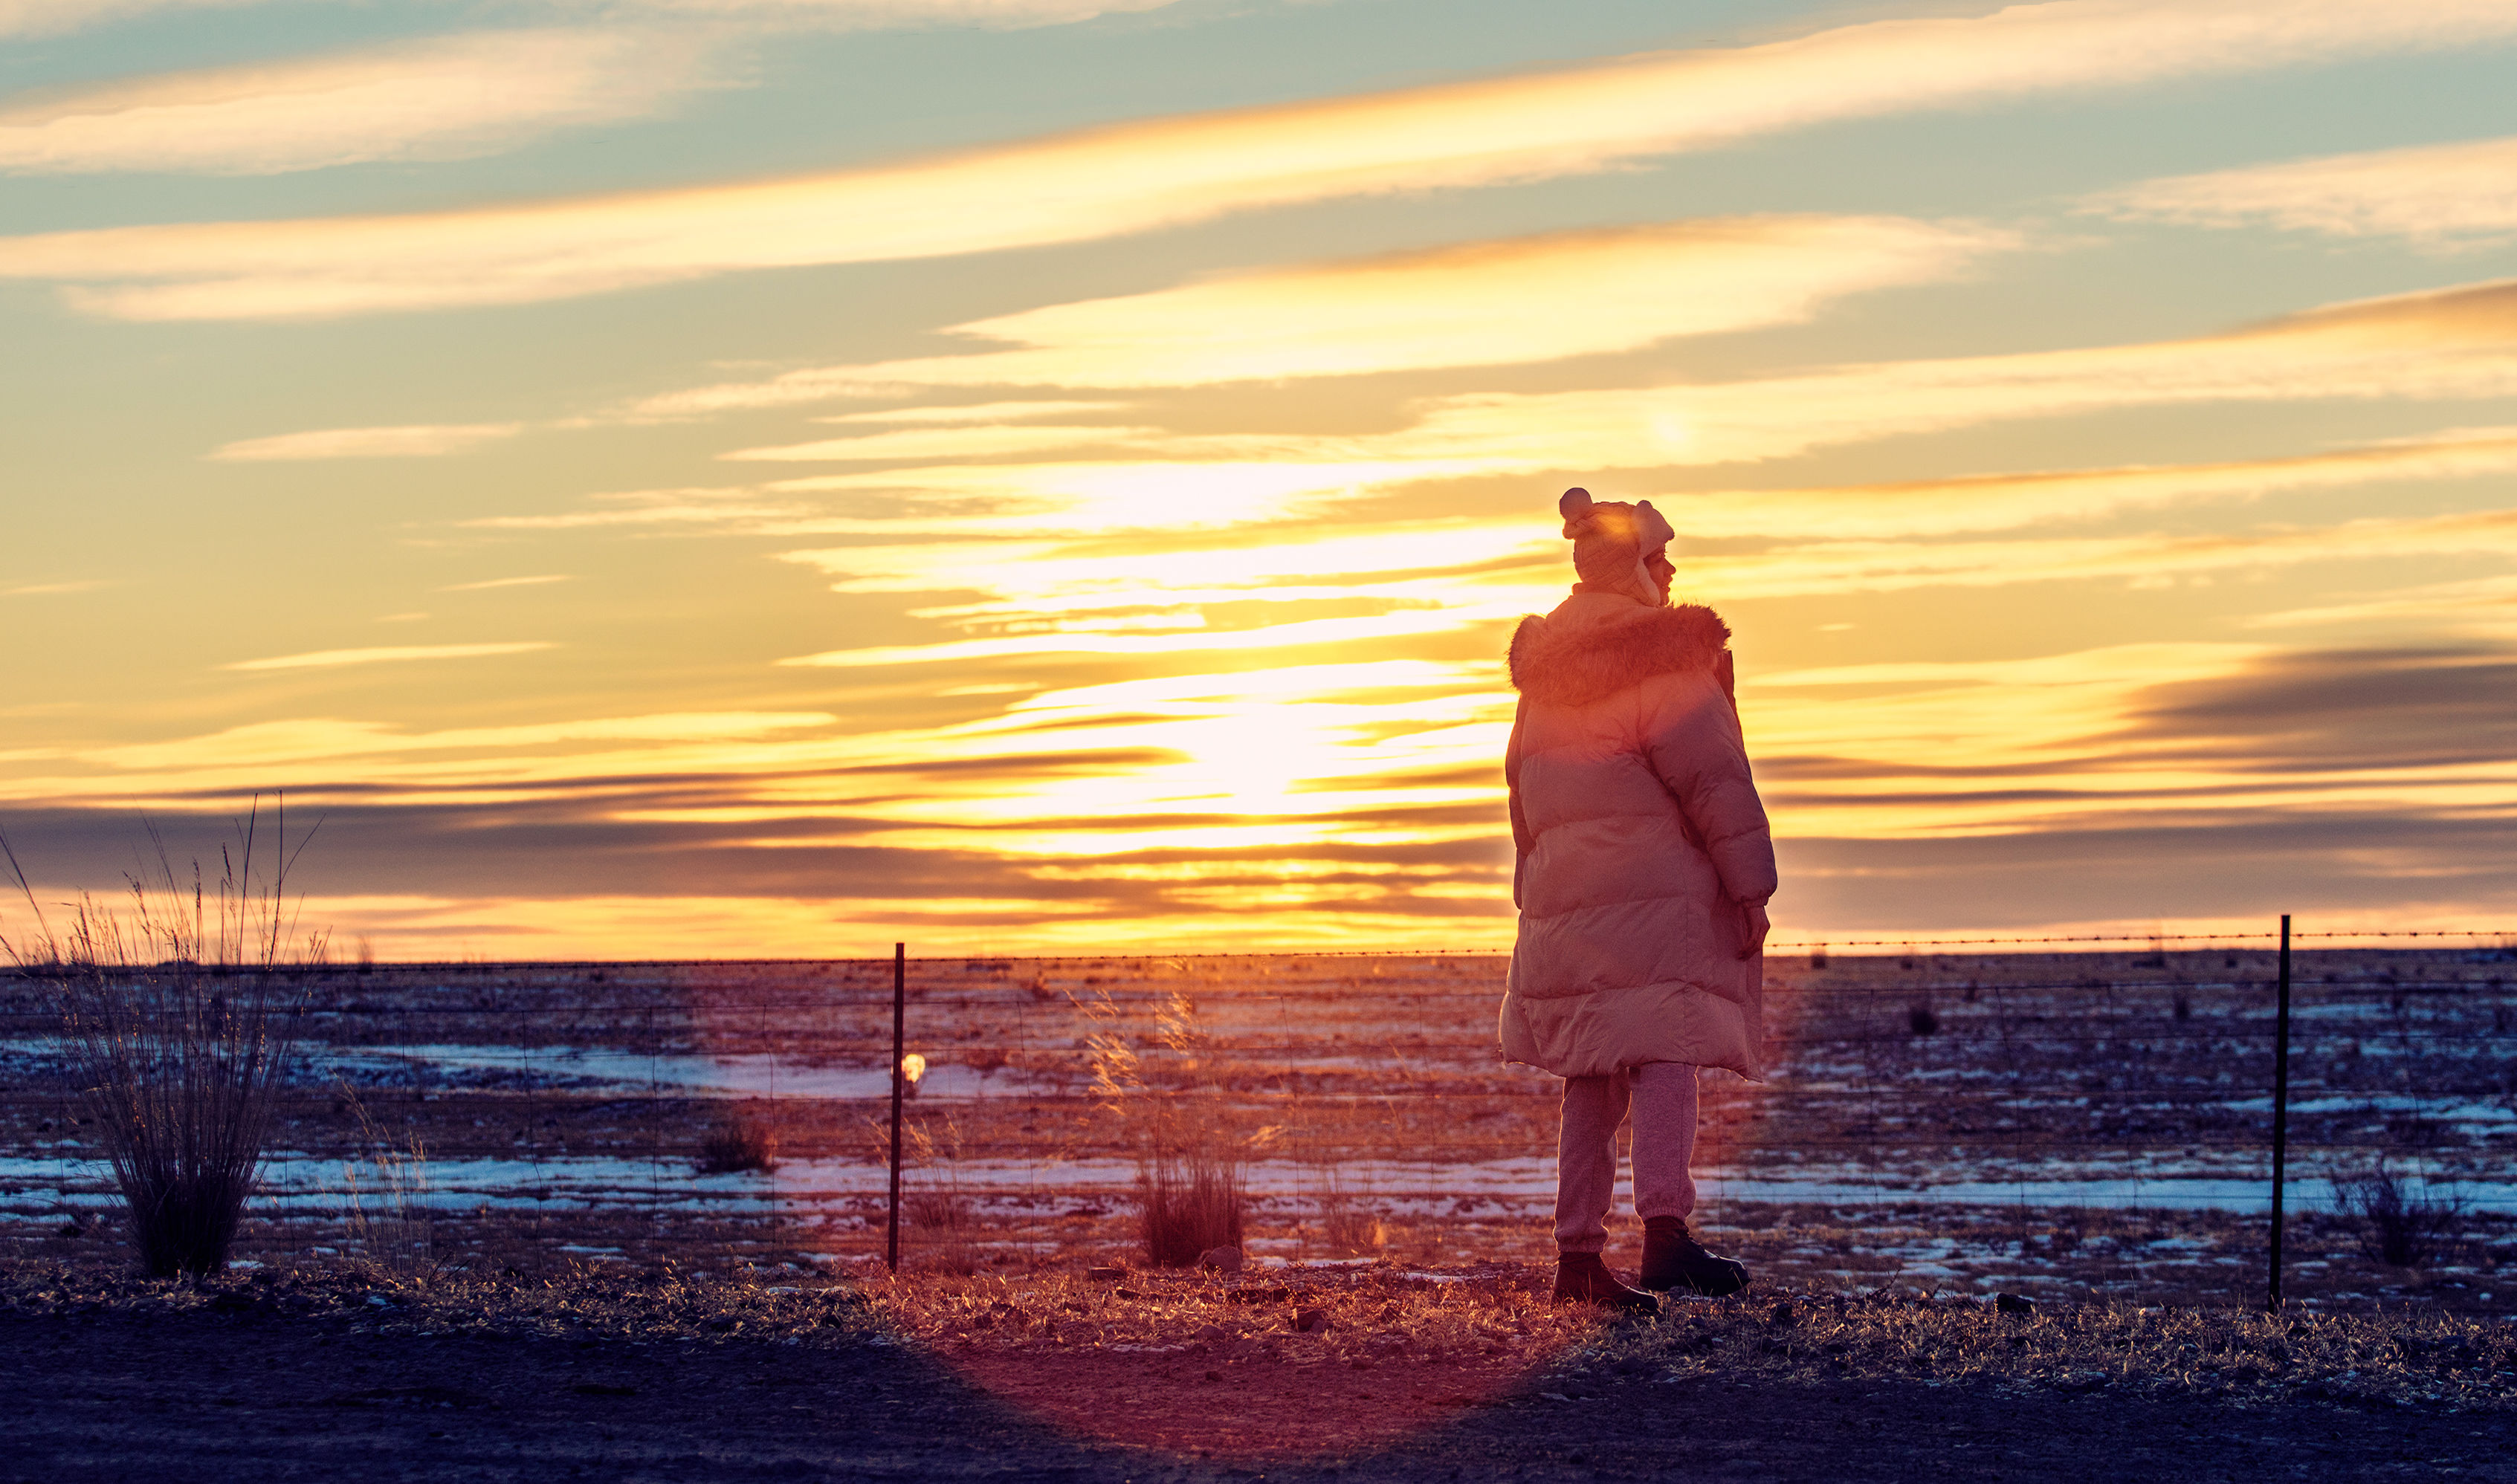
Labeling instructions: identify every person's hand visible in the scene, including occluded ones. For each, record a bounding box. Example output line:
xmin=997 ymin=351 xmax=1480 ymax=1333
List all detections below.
xmin=1736 ymin=900 xmax=1771 ymax=960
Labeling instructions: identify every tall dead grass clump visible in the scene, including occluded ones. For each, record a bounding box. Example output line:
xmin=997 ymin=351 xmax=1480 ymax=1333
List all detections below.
xmin=1140 ymin=1153 xmax=1244 ymax=1267
xmin=895 ymin=1114 xmax=983 ymax=1272
xmin=901 ymin=1113 xmax=972 ymax=1230
xmin=1 ymin=800 xmax=323 ymax=1278
xmin=696 ymin=1115 xmax=779 ymax=1175
xmin=1311 ymin=1155 xmax=1386 ymax=1257
xmin=2333 ymin=1159 xmax=2463 ymax=1268
xmin=1084 ymin=986 xmax=1261 ymax=1267
xmin=337 ymin=1079 xmax=440 ymax=1280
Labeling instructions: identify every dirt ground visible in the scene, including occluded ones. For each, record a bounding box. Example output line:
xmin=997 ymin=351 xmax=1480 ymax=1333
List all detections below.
xmin=5 ymin=1279 xmax=2510 ymax=1483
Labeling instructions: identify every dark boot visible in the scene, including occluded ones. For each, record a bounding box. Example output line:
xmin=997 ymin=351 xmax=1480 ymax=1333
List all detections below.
xmin=1640 ymin=1217 xmax=1749 ymax=1296
xmin=1552 ymin=1252 xmax=1661 ymax=1315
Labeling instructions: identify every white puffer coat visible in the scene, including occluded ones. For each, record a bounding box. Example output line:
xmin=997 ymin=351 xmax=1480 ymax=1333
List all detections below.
xmin=1499 ymin=591 xmax=1777 ymax=1080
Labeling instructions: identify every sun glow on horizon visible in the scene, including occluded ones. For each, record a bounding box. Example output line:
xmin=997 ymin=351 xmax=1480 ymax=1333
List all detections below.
xmin=4 ymin=0 xmax=2516 ymax=955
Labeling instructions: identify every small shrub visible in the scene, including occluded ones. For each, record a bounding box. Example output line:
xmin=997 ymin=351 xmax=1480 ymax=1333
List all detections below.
xmin=1140 ymin=1154 xmax=1243 ymax=1268
xmin=905 ymin=1189 xmax=973 ymax=1230
xmin=2172 ymin=992 xmax=2192 ymax=1022
xmin=695 ymin=1118 xmax=778 ymax=1175
xmin=2 ymin=804 xmax=318 ymax=1279
xmin=895 ymin=1114 xmax=969 ymax=1233
xmin=911 ymin=1243 xmax=982 ymax=1277
xmin=1323 ymin=1202 xmax=1388 ymax=1257
xmin=2334 ymin=1161 xmax=2463 ymax=1268
xmin=1809 ymin=946 xmax=1828 ymax=969
xmin=1907 ymin=1003 xmax=1940 ymax=1036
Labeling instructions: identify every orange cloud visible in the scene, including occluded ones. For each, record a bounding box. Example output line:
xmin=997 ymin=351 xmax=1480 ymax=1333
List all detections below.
xmin=221 ymin=642 xmax=559 ymax=672
xmin=654 ymin=218 xmax=2020 ymax=409
xmin=713 ymin=278 xmax=2517 ymax=544
xmin=207 ymin=423 xmax=525 ymax=460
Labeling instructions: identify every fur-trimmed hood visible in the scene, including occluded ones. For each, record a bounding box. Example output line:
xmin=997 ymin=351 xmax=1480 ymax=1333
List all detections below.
xmin=1508 ymin=600 xmax=1731 ymax=707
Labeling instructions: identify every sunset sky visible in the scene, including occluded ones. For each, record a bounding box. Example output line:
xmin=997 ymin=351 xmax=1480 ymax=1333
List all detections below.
xmin=4 ymin=0 xmax=2516 ymax=957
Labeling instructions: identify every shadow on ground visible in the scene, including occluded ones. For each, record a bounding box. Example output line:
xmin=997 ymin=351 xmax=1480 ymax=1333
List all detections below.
xmin=6 ymin=1300 xmax=2509 ymax=1482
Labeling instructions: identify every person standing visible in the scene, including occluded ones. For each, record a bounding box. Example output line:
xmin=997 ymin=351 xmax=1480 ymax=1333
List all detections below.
xmin=1501 ymin=487 xmax=1775 ymax=1312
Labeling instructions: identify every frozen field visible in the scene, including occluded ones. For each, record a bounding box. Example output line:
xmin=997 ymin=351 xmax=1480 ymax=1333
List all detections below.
xmin=3 ymin=947 xmax=2512 ymax=1308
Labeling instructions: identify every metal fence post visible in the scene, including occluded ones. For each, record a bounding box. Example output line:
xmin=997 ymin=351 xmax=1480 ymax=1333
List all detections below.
xmin=2268 ymin=913 xmax=2292 ymax=1310
xmin=888 ymin=942 xmax=905 ymax=1273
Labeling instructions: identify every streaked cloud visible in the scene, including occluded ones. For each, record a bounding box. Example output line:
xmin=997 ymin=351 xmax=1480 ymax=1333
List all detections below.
xmin=1745 ymin=641 xmax=2517 ymax=895
xmin=0 ymin=0 xmax=258 ymax=39
xmin=1367 ymin=278 xmax=2517 ymax=473
xmin=221 ymin=642 xmax=559 ymax=672
xmin=80 ymin=710 xmax=835 ymax=772
xmin=2244 ymin=574 xmax=2517 ymax=634
xmin=760 ymin=500 xmax=2517 ymax=675
xmin=728 ymin=423 xmax=1166 ymax=463
xmin=1655 ymin=427 xmax=2517 ymax=540
xmin=740 ymin=421 xmax=2517 ymax=710
xmin=456 ymin=487 xmax=810 ymax=531
xmin=436 ymin=574 xmax=573 ymax=592
xmin=0 ymin=0 xmax=1175 ymax=42
xmin=207 ymin=422 xmax=526 ymax=461
xmin=0 ymin=29 xmax=731 ymax=177
xmin=2090 ymin=134 xmax=2517 ymax=247
xmin=642 ymin=0 xmax=1183 ymax=26
xmin=769 ymin=457 xmax=1492 ymax=532
xmin=1683 ymin=504 xmax=2517 ymax=605
xmin=2116 ymin=646 xmax=2517 ymax=771
xmin=4 ymin=579 xmax=111 ymax=596
xmin=11 ymin=0 xmax=2517 ymax=318
xmin=825 ymin=399 xmax=1130 ymax=424
xmin=655 ymin=218 xmax=2020 ymax=409
xmin=733 ymin=278 xmax=2517 ymax=536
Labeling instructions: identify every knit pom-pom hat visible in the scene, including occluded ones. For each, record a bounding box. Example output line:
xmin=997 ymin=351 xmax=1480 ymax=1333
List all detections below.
xmin=1559 ymin=487 xmax=1674 ymax=604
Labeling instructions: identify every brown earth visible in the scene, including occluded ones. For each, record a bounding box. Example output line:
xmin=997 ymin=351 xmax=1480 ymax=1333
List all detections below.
xmin=5 ymin=1294 xmax=2511 ymax=1482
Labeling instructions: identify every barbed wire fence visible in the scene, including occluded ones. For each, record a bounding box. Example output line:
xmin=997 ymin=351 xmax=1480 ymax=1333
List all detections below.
xmin=2 ymin=924 xmax=2511 ymax=1304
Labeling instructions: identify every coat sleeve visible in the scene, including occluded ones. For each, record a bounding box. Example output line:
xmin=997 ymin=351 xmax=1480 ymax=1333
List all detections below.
xmin=1641 ymin=668 xmax=1777 ymax=906
xmin=1505 ymin=695 xmax=1533 ymax=910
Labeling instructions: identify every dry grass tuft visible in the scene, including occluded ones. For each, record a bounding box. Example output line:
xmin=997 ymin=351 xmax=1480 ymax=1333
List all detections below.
xmin=1 ymin=802 xmax=322 ymax=1278
xmin=1083 ymin=986 xmax=1257 ymax=1268
xmin=695 ymin=1117 xmax=779 ymax=1175
xmin=1140 ymin=1156 xmax=1242 ymax=1267
xmin=337 ymin=1080 xmax=440 ymax=1280
xmin=905 ymin=1190 xmax=974 ymax=1230
xmin=2334 ymin=1161 xmax=2463 ymax=1268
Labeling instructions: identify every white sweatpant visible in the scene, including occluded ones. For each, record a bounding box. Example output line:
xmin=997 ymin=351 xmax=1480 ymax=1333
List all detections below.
xmin=1554 ymin=1061 xmax=1699 ymax=1255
